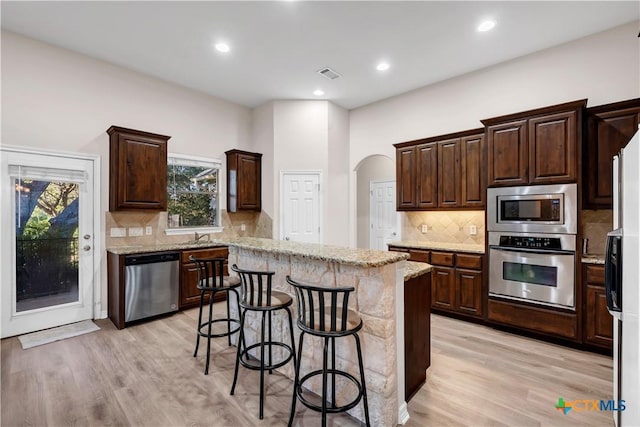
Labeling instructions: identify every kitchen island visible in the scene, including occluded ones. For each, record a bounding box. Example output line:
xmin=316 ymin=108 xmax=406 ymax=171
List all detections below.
xmin=215 ymin=237 xmax=427 ymax=426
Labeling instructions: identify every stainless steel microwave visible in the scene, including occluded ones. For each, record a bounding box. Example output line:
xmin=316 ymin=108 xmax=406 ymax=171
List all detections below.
xmin=487 ymin=183 xmax=577 ymax=234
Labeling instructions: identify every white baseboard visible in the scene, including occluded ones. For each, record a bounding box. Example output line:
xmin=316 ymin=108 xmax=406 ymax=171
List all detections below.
xmin=397 ymin=402 xmax=410 ymax=425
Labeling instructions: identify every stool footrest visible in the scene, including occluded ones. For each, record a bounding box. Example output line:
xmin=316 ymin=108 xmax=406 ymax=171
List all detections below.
xmin=238 ymin=341 xmax=294 ymax=371
xmin=296 ymin=369 xmax=364 ymax=414
xmin=197 ymin=318 xmax=240 ymax=339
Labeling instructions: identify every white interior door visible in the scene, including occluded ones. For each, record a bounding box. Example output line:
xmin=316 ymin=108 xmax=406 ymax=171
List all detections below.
xmin=1 ymin=149 xmax=96 ymax=338
xmin=370 ymin=180 xmax=399 ymax=250
xmin=281 ymin=172 xmax=321 ymax=244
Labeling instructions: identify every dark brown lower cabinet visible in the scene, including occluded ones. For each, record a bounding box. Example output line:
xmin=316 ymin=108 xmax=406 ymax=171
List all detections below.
xmin=404 ymin=271 xmax=431 ymax=401
xmin=487 ymin=299 xmax=578 ymax=340
xmin=583 ymin=264 xmax=612 ymax=350
xmin=430 ymin=251 xmax=484 ymax=319
xmin=180 ymin=247 xmax=230 ymax=309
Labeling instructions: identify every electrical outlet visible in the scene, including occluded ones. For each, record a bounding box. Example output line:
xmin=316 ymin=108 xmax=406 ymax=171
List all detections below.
xmin=240 ymin=224 xmax=246 ymax=232
xmin=420 ymin=224 xmax=428 ymax=233
xmin=128 ymin=227 xmax=143 ymax=237
xmin=110 ymin=227 xmax=126 ymax=237
xmin=469 ymin=225 xmax=478 ymax=236
xmin=145 ymin=226 xmax=153 ymax=235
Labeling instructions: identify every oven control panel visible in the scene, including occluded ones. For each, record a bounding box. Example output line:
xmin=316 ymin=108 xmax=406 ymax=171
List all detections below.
xmin=498 ymin=235 xmax=562 ymax=250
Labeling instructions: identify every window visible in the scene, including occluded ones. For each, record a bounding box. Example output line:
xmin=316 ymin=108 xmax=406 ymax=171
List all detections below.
xmin=166 ymin=154 xmax=221 ymax=234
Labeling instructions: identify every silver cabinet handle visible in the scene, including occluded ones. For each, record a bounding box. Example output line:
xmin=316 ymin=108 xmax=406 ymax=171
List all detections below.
xmin=83 ymin=245 xmax=91 ymax=251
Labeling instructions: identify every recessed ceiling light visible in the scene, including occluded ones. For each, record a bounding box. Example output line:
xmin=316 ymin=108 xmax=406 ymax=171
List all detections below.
xmin=477 ymin=20 xmax=496 ymax=32
xmin=214 ymin=43 xmax=230 ymax=53
xmin=313 ymin=89 xmax=325 ymax=96
xmin=376 ymin=62 xmax=390 ymax=71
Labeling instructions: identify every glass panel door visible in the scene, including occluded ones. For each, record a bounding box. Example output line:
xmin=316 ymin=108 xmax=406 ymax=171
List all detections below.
xmin=1 ymin=149 xmax=96 ymax=338
xmin=15 ymin=178 xmax=80 ymax=312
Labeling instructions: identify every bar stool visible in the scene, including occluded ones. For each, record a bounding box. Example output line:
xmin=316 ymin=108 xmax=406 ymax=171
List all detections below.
xmin=190 ymin=256 xmax=241 ymax=375
xmin=230 ymin=264 xmax=297 ymax=420
xmin=286 ymin=276 xmax=371 ymax=427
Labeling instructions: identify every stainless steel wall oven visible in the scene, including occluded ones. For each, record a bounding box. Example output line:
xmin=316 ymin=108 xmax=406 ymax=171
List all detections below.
xmin=487 ymin=184 xmax=577 ymax=310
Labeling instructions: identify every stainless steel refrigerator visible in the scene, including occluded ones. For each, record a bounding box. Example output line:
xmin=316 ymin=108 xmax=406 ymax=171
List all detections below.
xmin=606 ymin=129 xmax=640 ymax=427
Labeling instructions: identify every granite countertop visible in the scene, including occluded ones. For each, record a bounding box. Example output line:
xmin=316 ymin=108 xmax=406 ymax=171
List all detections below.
xmin=404 ymin=261 xmax=432 ymax=280
xmin=107 ymin=241 xmax=227 ymax=255
xmin=582 ymin=254 xmax=605 ymax=265
xmin=389 ymin=240 xmax=485 ymax=254
xmin=215 ymin=237 xmax=409 ymax=267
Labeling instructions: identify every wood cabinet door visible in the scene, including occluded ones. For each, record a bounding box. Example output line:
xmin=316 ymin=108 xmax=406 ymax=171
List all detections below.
xmin=179 ymin=247 xmax=229 ymax=309
xmin=461 ymin=133 xmax=485 ymax=208
xmin=431 ymin=266 xmax=455 ymax=310
xmin=108 ymin=127 xmax=169 ymax=211
xmin=437 ymin=139 xmax=461 ymax=208
xmin=237 ymin=153 xmax=261 ymax=210
xmin=396 ymin=146 xmax=417 ymax=209
xmin=487 ymin=120 xmax=528 ymax=187
xmin=585 ymin=103 xmax=640 ymax=208
xmin=455 ymin=268 xmax=483 ymax=317
xmin=528 ymin=110 xmax=577 ymax=184
xmin=585 ymin=284 xmax=613 ymax=349
xmin=416 ymin=143 xmax=438 ymax=209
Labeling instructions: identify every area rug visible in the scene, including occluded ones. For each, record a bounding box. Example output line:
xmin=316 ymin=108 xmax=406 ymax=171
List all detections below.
xmin=18 ymin=320 xmax=100 ymax=349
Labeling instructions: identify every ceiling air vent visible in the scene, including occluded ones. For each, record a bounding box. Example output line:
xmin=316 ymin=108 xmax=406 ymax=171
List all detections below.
xmin=317 ymin=67 xmax=342 ymax=80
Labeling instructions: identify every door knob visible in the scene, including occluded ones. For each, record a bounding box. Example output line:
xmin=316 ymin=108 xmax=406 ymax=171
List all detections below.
xmin=285 ymin=237 xmax=290 ymax=241
xmin=391 ymin=232 xmax=397 ymax=236
xmin=83 ymin=234 xmax=91 ymax=240
xmin=83 ymin=245 xmax=91 ymax=251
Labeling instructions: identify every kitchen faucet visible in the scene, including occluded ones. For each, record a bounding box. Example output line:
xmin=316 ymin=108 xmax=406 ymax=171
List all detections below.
xmin=194 ymin=232 xmax=210 ymax=243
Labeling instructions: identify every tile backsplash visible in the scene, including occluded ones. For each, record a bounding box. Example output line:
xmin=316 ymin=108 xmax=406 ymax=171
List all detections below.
xmin=106 ymin=210 xmax=272 ymax=247
xmin=582 ymin=210 xmax=612 ymax=255
xmin=402 ymin=211 xmax=485 ymax=245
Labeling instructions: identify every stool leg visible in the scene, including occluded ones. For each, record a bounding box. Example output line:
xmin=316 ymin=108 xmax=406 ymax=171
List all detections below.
xmin=321 ymin=336 xmax=329 ymax=427
xmin=226 ymin=289 xmax=232 ymax=346
xmin=354 ymin=333 xmax=371 ymax=427
xmin=288 ymin=331 xmax=305 ymax=427
xmin=259 ymin=311 xmax=267 ymax=419
xmin=204 ymin=291 xmax=215 ymax=375
xmin=230 ymin=308 xmax=246 ymax=395
xmin=268 ymin=310 xmax=273 ymax=374
xmin=194 ymin=289 xmax=205 ymax=357
xmin=331 ymin=336 xmax=336 ymax=408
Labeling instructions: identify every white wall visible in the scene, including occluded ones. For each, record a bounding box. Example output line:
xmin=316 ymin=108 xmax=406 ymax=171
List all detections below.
xmin=1 ymin=30 xmax=252 ymax=315
xmin=349 ymin=21 xmax=640 ymax=169
xmin=250 ymin=102 xmax=275 ymax=226
xmin=327 ymin=102 xmax=350 ymax=246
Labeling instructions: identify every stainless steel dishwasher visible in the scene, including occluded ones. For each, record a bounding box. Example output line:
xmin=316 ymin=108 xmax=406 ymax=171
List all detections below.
xmin=124 ymin=252 xmax=180 ymax=323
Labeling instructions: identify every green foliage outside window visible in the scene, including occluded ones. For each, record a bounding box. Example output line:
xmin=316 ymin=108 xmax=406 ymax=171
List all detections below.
xmin=167 ymin=163 xmax=219 ymax=228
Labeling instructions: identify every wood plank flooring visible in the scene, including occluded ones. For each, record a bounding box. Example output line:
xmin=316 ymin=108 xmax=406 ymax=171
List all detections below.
xmin=1 ymin=309 xmax=613 ymax=426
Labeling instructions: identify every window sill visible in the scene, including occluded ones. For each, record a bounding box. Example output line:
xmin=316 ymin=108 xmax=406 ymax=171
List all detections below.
xmin=165 ymin=226 xmax=224 ymax=236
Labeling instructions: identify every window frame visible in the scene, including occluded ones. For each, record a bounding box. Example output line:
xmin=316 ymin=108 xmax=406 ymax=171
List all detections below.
xmin=165 ymin=153 xmax=223 ymax=235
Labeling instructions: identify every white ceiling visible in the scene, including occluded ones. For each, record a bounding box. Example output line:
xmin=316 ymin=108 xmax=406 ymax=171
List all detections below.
xmin=2 ymin=1 xmax=638 ymax=109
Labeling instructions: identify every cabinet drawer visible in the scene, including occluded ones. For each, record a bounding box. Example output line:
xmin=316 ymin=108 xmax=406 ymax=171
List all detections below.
xmin=409 ymin=250 xmax=430 ymax=263
xmin=456 ymin=254 xmax=482 ymax=270
xmin=388 ymin=246 xmax=409 ymax=254
xmin=431 ymin=251 xmax=454 ymax=267
xmin=586 ymin=265 xmax=605 ymax=285
xmin=181 ymin=247 xmax=229 ymax=263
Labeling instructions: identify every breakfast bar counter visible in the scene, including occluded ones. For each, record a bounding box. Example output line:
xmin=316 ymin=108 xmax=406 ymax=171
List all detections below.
xmin=215 ymin=237 xmax=416 ymax=426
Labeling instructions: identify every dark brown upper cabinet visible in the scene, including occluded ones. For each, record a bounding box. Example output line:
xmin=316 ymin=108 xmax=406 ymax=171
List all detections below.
xmin=394 ymin=128 xmax=484 ymax=211
xmin=482 ymin=99 xmax=586 ymax=187
xmin=225 ymin=149 xmax=262 ymax=212
xmin=107 ymin=126 xmax=170 ymax=211
xmin=584 ymin=98 xmax=640 ymax=209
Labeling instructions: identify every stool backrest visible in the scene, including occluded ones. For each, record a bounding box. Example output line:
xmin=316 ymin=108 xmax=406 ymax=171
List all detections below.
xmin=189 ymin=256 xmax=226 ymax=289
xmin=286 ymin=276 xmax=354 ymax=334
xmin=231 ymin=264 xmax=276 ymax=307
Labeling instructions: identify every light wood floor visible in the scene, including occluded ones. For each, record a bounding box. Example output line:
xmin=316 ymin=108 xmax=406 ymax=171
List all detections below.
xmin=1 ymin=309 xmax=613 ymax=426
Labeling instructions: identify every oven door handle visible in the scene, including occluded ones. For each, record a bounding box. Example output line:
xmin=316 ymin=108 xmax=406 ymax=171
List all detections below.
xmin=489 ymin=245 xmax=575 ymax=256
